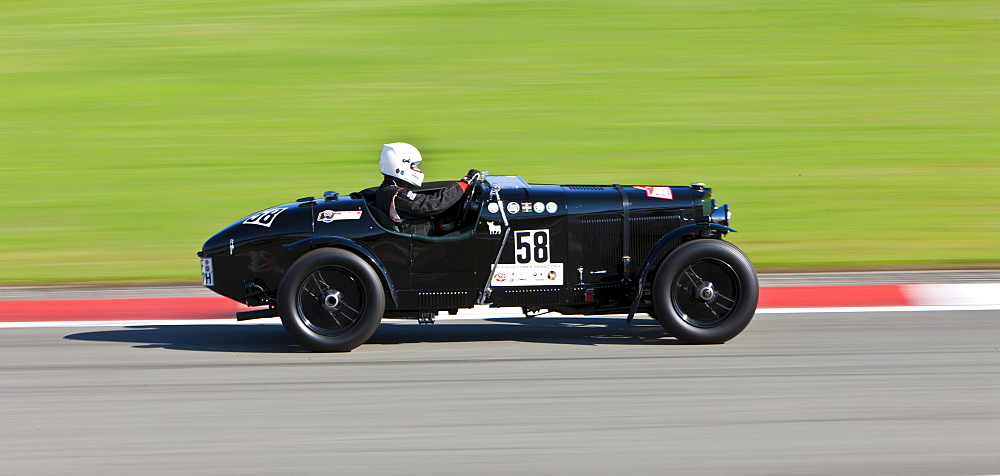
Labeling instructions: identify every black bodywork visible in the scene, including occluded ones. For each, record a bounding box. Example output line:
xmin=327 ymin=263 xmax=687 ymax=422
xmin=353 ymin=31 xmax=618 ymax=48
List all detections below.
xmin=199 ymin=175 xmax=757 ymax=351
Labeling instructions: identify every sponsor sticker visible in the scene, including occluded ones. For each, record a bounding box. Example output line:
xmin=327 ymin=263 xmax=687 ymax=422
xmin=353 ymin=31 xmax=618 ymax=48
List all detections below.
xmin=633 ymin=186 xmax=673 ymax=200
xmin=507 ymin=202 xmax=520 ymax=214
xmin=521 ymin=202 xmax=532 ymax=213
xmin=487 ymin=221 xmax=502 ymax=235
xmin=546 ymin=202 xmax=558 ymax=213
xmin=201 ymin=258 xmax=214 ymax=286
xmin=243 ymin=207 xmax=287 ymax=227
xmin=533 ymin=202 xmax=545 ymax=213
xmin=487 ymin=202 xmax=500 ymax=214
xmin=491 ymin=263 xmax=564 ymax=287
xmin=317 ymin=210 xmax=363 ymax=223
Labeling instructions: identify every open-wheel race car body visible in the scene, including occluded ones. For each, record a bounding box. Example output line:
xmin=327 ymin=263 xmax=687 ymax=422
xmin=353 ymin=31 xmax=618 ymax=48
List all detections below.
xmin=198 ymin=175 xmax=758 ymax=351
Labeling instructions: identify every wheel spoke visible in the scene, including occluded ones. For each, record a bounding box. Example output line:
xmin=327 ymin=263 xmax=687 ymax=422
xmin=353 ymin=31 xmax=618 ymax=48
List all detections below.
xmin=302 ymin=286 xmax=319 ymax=300
xmin=312 ymin=273 xmax=330 ymax=292
xmin=714 ymin=289 xmax=736 ymax=314
xmin=715 ymin=291 xmax=735 ymax=304
xmin=682 ymin=266 xmax=701 ymax=286
xmin=325 ymin=307 xmax=344 ymax=327
xmin=336 ymin=310 xmax=356 ymax=323
xmin=711 ymin=300 xmax=733 ymax=313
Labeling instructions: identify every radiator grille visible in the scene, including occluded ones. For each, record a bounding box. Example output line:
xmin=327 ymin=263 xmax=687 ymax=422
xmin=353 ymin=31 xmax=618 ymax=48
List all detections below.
xmin=579 ymin=214 xmax=683 ymax=272
xmin=630 ymin=215 xmax=682 ymax=262
xmin=580 ymin=217 xmax=623 ymax=271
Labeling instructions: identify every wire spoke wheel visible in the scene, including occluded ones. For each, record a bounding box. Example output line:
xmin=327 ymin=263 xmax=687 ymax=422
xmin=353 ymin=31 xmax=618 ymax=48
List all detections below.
xmin=652 ymin=240 xmax=758 ymax=344
xmin=671 ymin=258 xmax=741 ymax=328
xmin=278 ymin=249 xmax=385 ymax=352
xmin=296 ymin=266 xmax=365 ymax=336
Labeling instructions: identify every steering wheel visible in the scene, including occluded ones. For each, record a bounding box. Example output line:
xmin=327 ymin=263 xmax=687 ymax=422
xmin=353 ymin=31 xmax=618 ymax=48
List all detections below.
xmin=457 ymin=180 xmax=484 ymax=226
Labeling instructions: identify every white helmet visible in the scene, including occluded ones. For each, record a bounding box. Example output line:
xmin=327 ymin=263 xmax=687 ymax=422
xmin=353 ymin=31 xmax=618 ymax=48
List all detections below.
xmin=379 ymin=142 xmax=424 ymax=187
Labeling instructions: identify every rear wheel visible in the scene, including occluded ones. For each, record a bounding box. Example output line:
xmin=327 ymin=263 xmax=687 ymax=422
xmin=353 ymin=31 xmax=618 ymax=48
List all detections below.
xmin=278 ymin=249 xmax=385 ymax=352
xmin=651 ymin=240 xmax=758 ymax=344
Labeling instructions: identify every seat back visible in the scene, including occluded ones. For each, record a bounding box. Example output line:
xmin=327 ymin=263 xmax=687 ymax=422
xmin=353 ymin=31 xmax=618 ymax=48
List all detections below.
xmin=366 ymin=202 xmax=401 ymax=233
xmin=353 ymin=187 xmax=401 ymax=233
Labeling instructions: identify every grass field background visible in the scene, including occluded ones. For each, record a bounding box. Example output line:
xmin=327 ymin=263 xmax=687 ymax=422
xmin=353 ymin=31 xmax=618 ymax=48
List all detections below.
xmin=2 ymin=0 xmax=998 ymax=284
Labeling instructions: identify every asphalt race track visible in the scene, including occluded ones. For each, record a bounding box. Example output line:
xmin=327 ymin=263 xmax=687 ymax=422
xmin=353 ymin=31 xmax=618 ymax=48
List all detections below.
xmin=1 ymin=309 xmax=998 ymax=474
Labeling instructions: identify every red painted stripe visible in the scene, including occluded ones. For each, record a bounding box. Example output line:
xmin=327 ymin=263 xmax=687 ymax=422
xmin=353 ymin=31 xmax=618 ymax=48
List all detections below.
xmin=758 ymin=285 xmax=910 ymax=308
xmin=0 ymin=285 xmax=914 ymax=323
xmin=0 ymin=297 xmax=249 ymax=322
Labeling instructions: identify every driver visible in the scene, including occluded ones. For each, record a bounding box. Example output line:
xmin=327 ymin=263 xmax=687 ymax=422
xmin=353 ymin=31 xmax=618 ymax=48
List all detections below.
xmin=375 ymin=142 xmax=481 ymax=235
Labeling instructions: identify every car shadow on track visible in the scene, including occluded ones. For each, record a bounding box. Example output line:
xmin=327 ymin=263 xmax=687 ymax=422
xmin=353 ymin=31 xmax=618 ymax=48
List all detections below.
xmin=62 ymin=317 xmax=678 ymax=353
xmin=64 ymin=324 xmax=298 ymax=353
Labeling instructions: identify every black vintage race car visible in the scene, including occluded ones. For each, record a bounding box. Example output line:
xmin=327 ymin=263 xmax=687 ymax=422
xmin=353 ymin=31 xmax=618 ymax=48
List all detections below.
xmin=198 ymin=175 xmax=758 ymax=352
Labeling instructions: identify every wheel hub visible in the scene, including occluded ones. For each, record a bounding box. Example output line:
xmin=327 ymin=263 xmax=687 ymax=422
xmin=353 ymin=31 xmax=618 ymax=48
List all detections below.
xmin=694 ymin=281 xmax=716 ymax=302
xmin=322 ymin=290 xmax=344 ymax=312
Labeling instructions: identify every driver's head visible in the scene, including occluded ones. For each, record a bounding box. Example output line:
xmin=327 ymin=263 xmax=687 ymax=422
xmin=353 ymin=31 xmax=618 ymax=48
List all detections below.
xmin=379 ymin=142 xmax=424 ymax=187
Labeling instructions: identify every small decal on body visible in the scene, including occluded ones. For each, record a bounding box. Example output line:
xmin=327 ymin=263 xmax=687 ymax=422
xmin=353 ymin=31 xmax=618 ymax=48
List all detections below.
xmin=491 ymin=263 xmax=564 ymax=287
xmin=243 ymin=207 xmax=287 ymax=227
xmin=317 ymin=210 xmax=363 ymax=223
xmin=633 ymin=186 xmax=673 ymax=200
xmin=507 ymin=202 xmax=520 ymax=214
xmin=487 ymin=202 xmax=500 ymax=214
xmin=201 ymin=258 xmax=214 ymax=286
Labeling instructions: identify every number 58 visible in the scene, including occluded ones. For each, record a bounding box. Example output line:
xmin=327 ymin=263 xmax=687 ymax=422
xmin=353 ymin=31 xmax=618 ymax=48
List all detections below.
xmin=515 ymin=230 xmax=550 ymax=264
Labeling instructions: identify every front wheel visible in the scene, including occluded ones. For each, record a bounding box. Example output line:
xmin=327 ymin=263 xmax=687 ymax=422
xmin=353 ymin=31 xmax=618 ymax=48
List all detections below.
xmin=651 ymin=240 xmax=758 ymax=344
xmin=278 ymin=249 xmax=385 ymax=352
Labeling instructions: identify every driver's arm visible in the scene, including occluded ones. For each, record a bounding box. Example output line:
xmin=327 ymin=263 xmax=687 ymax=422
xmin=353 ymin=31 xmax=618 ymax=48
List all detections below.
xmin=393 ymin=180 xmax=469 ymax=220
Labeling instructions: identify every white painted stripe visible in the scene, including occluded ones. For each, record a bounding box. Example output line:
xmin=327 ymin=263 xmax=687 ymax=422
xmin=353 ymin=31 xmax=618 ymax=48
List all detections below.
xmin=756 ymin=305 xmax=1000 ymax=314
xmin=903 ymin=283 xmax=1000 ymax=307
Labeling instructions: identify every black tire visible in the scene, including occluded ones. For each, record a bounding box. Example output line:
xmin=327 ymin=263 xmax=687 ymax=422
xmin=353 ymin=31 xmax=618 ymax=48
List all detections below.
xmin=278 ymin=248 xmax=385 ymax=352
xmin=651 ymin=239 xmax=758 ymax=344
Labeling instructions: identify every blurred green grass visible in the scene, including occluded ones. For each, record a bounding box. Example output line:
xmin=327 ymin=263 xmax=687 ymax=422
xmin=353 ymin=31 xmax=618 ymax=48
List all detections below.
xmin=2 ymin=0 xmax=998 ymax=284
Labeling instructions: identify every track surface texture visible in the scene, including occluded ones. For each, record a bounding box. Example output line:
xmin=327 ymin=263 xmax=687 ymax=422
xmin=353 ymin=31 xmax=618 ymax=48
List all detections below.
xmin=2 ymin=309 xmax=998 ymax=474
